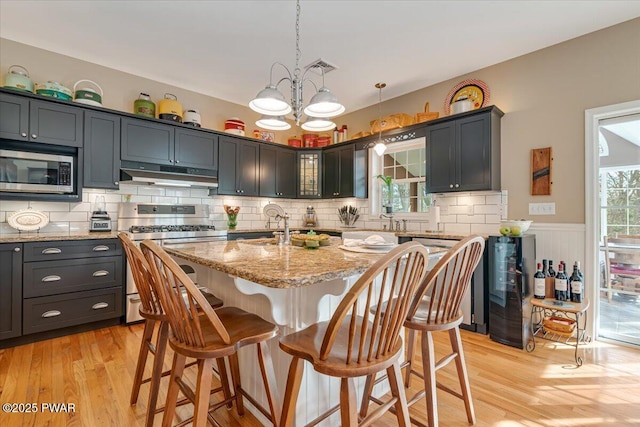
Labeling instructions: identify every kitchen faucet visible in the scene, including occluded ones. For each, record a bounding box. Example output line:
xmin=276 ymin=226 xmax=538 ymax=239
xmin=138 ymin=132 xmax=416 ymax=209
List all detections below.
xmin=276 ymin=213 xmax=291 ymax=245
xmin=379 ymin=213 xmax=394 ymax=231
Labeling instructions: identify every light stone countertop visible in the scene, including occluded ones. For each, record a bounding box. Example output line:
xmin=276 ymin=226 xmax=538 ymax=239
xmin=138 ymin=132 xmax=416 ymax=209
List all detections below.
xmin=228 ymin=227 xmax=471 ymax=240
xmin=163 ymin=237 xmax=447 ymax=289
xmin=0 ymin=231 xmax=119 ymax=244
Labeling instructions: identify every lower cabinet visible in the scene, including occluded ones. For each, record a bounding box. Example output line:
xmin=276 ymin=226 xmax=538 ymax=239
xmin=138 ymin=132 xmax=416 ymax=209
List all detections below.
xmin=0 ymin=238 xmax=125 ymax=343
xmin=0 ymin=243 xmax=22 ymax=340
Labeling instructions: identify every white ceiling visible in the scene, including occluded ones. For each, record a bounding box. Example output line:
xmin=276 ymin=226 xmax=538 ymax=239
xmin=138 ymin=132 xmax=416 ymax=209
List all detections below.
xmin=1 ymin=1 xmax=639 ymax=114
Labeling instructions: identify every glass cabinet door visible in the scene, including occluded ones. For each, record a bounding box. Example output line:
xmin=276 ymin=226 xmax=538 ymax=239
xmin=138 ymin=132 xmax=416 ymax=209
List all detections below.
xmin=298 ymin=151 xmax=321 ymax=198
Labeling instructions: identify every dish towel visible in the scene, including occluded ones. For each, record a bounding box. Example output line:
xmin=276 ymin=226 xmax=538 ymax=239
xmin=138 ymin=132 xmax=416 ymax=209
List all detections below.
xmin=342 ymin=238 xmax=363 ymax=247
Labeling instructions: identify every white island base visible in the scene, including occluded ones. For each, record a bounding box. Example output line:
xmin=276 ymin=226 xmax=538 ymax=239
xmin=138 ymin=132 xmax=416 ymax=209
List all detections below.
xmin=186 ymin=262 xmax=394 ymax=427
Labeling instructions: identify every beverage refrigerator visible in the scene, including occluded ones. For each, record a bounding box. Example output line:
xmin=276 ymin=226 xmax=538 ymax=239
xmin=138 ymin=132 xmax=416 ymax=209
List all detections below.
xmin=488 ymin=234 xmax=536 ymax=349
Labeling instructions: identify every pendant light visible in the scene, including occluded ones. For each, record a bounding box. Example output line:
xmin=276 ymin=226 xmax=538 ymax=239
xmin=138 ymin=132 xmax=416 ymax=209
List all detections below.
xmin=249 ymin=0 xmax=345 ymax=129
xmin=373 ymin=82 xmax=387 ymax=156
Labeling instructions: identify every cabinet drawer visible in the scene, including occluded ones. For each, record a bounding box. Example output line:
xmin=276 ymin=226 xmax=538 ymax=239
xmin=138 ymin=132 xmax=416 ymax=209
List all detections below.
xmin=23 ymin=287 xmax=123 ymax=335
xmin=24 ymin=239 xmax=121 ymax=262
xmin=24 ymin=256 xmax=123 ymax=298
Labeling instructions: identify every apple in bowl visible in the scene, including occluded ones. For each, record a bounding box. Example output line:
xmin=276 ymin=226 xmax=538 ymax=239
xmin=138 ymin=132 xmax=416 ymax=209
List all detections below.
xmin=499 ymin=220 xmax=532 ymax=236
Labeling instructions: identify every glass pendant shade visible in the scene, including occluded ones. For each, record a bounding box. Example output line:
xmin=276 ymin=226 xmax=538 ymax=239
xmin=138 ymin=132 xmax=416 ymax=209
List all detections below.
xmin=256 ymin=115 xmax=291 ymax=131
xmin=249 ymin=85 xmax=292 ymax=116
xmin=303 ymin=87 xmax=345 ymax=118
xmin=301 ymin=116 xmax=336 ymax=132
xmin=373 ymin=141 xmax=387 ymax=156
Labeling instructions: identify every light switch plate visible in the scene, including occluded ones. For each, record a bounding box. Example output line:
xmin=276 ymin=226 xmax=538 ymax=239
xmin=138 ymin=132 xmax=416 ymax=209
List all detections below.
xmin=529 ymin=202 xmax=556 ymax=215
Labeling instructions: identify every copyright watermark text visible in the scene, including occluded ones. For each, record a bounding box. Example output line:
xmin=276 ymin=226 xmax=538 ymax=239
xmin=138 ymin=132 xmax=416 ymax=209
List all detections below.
xmin=2 ymin=402 xmax=76 ymax=413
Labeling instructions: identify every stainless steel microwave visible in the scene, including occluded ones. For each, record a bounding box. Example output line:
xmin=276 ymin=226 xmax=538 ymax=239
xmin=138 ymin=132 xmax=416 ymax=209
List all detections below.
xmin=0 ymin=148 xmax=75 ymax=194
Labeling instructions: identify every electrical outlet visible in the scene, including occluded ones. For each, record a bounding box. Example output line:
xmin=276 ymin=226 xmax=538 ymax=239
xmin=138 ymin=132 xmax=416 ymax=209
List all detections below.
xmin=529 ymin=202 xmax=556 ymax=215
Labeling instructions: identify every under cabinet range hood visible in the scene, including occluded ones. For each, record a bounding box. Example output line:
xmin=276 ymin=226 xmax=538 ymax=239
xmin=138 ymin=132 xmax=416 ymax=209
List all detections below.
xmin=120 ymin=160 xmax=218 ymax=188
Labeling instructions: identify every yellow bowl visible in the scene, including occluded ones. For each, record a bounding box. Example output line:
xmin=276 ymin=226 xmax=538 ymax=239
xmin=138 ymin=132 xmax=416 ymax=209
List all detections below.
xmin=305 ymin=240 xmax=319 ymax=249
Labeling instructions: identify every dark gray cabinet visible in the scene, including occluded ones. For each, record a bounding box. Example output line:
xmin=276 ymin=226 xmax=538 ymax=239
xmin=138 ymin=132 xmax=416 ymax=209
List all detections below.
xmin=322 ymin=144 xmax=367 ymax=198
xmin=298 ymin=150 xmax=322 ymax=198
xmin=0 ymin=92 xmax=83 ymax=147
xmin=218 ymin=135 xmax=259 ymax=196
xmin=426 ymin=107 xmax=502 ymax=193
xmin=84 ymin=111 xmax=121 ymax=189
xmin=21 ymin=239 xmax=123 ymax=336
xmin=0 ymin=243 xmax=22 ymax=340
xmin=120 ymin=117 xmax=217 ymax=170
xmin=259 ymin=144 xmax=297 ymax=198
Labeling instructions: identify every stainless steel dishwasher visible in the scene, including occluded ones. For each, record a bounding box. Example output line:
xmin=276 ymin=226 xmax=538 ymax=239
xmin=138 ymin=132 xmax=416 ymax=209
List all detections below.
xmin=413 ymin=237 xmax=488 ymax=334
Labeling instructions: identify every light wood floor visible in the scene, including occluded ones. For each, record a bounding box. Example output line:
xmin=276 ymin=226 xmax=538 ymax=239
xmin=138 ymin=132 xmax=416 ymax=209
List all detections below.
xmin=1 ymin=323 xmax=639 ymax=427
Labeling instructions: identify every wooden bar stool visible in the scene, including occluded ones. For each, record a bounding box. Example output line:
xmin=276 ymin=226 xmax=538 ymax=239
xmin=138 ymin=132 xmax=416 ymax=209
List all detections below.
xmin=118 ymin=233 xmax=226 ymax=427
xmin=360 ymin=235 xmax=485 ymax=427
xmin=279 ymin=242 xmax=430 ymax=427
xmin=140 ymin=239 xmax=281 ymax=427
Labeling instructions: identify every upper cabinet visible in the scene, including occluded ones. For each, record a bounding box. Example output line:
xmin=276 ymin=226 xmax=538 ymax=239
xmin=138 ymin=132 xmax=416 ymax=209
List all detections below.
xmin=120 ymin=117 xmax=217 ymax=170
xmin=298 ymin=150 xmax=322 ymax=198
xmin=425 ymin=107 xmax=503 ymax=193
xmin=84 ymin=111 xmax=121 ymax=189
xmin=0 ymin=92 xmax=83 ymax=147
xmin=217 ymin=135 xmax=259 ymax=196
xmin=322 ymin=143 xmax=368 ymax=198
xmin=259 ymin=144 xmax=297 ymax=198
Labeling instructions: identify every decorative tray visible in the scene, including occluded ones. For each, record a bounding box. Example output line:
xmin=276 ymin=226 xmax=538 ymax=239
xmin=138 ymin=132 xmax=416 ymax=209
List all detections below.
xmin=7 ymin=208 xmax=49 ymax=231
xmin=444 ymin=79 xmax=490 ymax=115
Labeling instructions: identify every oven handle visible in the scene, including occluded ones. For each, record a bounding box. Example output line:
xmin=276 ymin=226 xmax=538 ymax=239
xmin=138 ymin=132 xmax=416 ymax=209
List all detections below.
xmin=162 ymin=237 xmax=227 ymax=245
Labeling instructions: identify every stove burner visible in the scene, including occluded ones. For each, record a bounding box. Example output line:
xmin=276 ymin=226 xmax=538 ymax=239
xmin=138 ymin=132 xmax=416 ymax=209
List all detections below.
xmin=129 ymin=224 xmax=217 ymax=233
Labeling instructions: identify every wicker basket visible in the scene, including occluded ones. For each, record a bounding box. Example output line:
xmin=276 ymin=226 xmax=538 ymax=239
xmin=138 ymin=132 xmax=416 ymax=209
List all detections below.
xmin=350 ymin=131 xmax=372 ymax=140
xmin=414 ymin=102 xmax=439 ymax=124
xmin=370 ymin=113 xmax=414 ymax=133
xmin=542 ymin=316 xmax=576 ymax=335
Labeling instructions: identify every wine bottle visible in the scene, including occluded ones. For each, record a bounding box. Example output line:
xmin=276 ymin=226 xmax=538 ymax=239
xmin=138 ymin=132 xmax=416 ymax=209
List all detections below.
xmin=575 ymin=261 xmax=584 ymax=281
xmin=554 ymin=262 xmax=568 ymax=301
xmin=548 ymin=260 xmax=556 ymax=278
xmin=542 ymin=259 xmax=549 ymax=277
xmin=534 ymin=263 xmax=546 ymax=299
xmin=571 ymin=262 xmax=584 ymax=303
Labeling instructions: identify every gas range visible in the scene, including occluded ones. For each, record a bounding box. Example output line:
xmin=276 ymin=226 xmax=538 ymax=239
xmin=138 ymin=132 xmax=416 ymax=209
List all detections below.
xmin=117 ymin=203 xmax=227 ymax=242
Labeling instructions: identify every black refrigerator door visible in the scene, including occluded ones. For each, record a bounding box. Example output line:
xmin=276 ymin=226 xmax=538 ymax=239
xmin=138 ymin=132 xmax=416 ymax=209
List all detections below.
xmin=488 ymin=235 xmax=535 ymax=349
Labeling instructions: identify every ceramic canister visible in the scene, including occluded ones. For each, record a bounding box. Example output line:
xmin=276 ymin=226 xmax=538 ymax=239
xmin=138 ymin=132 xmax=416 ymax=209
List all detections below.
xmin=224 ymin=118 xmax=245 ymax=136
xmin=134 ymin=93 xmax=155 ymax=118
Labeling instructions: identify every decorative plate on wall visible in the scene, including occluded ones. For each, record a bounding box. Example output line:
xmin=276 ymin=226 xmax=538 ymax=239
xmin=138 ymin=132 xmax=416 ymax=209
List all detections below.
xmin=7 ymin=208 xmax=49 ymax=231
xmin=444 ymin=79 xmax=490 ymax=115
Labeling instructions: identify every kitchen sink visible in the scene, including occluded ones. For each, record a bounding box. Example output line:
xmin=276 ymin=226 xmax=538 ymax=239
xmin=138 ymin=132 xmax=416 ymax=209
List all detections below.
xmin=241 ymin=238 xmax=277 ymax=246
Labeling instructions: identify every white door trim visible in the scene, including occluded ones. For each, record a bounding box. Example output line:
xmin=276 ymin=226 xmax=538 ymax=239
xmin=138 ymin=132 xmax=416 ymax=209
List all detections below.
xmin=585 ymin=99 xmax=640 ymax=340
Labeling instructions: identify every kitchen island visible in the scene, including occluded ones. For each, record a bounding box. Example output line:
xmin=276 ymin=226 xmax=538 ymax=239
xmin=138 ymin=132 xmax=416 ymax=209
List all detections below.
xmin=163 ymin=238 xmax=444 ymax=426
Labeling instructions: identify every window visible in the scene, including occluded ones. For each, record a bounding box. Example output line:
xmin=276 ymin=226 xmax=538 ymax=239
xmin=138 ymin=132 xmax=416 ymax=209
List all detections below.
xmin=373 ymin=138 xmax=432 ymax=214
xmin=600 ymin=168 xmax=640 ymax=236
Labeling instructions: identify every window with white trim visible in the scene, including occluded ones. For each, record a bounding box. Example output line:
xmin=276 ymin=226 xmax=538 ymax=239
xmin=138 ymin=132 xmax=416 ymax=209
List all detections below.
xmin=372 ymin=137 xmax=432 ymax=214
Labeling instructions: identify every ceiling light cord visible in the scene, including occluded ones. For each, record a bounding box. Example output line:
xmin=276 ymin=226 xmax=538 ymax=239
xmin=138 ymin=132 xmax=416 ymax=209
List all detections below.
xmin=373 ymin=82 xmax=387 ymax=156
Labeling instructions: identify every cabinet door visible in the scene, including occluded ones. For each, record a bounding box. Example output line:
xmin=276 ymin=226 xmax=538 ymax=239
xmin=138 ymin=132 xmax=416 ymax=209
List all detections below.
xmin=84 ymin=111 xmax=121 ymax=189
xmin=217 ymin=135 xmax=239 ymax=195
xmin=237 ymin=141 xmax=259 ymax=196
xmin=0 ymin=243 xmax=22 ymax=340
xmin=259 ymin=145 xmax=278 ymax=197
xmin=322 ymin=147 xmax=340 ymax=197
xmin=425 ymin=121 xmax=456 ymax=193
xmin=29 ymin=100 xmax=83 ymax=147
xmin=338 ymin=145 xmax=355 ymax=197
xmin=121 ymin=117 xmax=174 ymax=165
xmin=456 ymin=113 xmax=492 ymax=191
xmin=0 ymin=92 xmax=29 ymax=140
xmin=277 ymin=147 xmax=297 ymax=198
xmin=298 ymin=151 xmax=322 ymax=198
xmin=175 ymin=128 xmax=218 ymax=170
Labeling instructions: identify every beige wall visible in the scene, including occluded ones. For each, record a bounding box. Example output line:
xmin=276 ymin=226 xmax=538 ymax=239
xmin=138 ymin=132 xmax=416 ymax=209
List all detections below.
xmin=340 ymin=17 xmax=640 ymax=223
xmin=2 ymin=17 xmax=639 ymax=223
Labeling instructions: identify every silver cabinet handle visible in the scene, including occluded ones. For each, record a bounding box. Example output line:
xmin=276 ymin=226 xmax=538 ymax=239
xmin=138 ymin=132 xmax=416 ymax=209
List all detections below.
xmin=14 ymin=247 xmax=21 ymax=252
xmin=42 ymin=275 xmax=61 ymax=282
xmin=175 ymin=160 xmax=179 ymax=164
xmin=42 ymin=310 xmax=61 ymax=318
xmin=92 ymin=270 xmax=109 ymax=277
xmin=42 ymin=248 xmax=62 ymax=254
xmin=129 ymin=296 xmax=142 ymax=303
xmin=92 ymin=245 xmax=110 ymax=252
xmin=449 ymin=184 xmax=454 ymax=188
xmin=21 ymin=132 xmax=27 ymax=137
xmin=31 ymin=134 xmax=37 ymax=139
xmin=455 ymin=184 xmax=460 ymax=188
xmin=92 ymin=302 xmax=109 ymax=310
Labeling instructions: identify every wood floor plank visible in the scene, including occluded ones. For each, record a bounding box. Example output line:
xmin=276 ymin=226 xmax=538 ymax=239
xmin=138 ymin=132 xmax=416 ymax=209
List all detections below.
xmin=1 ymin=324 xmax=639 ymax=426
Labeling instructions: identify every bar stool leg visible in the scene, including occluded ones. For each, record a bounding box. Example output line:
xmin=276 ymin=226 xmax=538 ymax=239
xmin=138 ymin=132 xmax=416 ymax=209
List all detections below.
xmin=358 ymin=373 xmax=375 ymax=419
xmin=387 ymin=362 xmax=410 ymax=427
xmin=228 ymin=353 xmax=245 ymax=416
xmin=216 ymin=358 xmax=233 ymax=409
xmin=280 ymin=357 xmax=304 ymax=427
xmin=339 ymin=377 xmax=358 ymax=426
xmin=404 ymin=329 xmax=418 ymax=388
xmin=145 ymin=321 xmax=168 ymax=427
xmin=257 ymin=341 xmax=281 ymax=425
xmin=130 ymin=318 xmax=156 ymax=405
xmin=450 ymin=327 xmax=475 ymax=424
xmin=421 ymin=331 xmax=438 ymax=427
xmin=162 ymin=353 xmax=187 ymax=427
xmin=193 ymin=358 xmax=214 ymax=427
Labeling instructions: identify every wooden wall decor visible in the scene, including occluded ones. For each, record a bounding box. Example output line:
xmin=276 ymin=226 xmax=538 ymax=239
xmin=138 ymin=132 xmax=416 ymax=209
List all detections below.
xmin=531 ymin=147 xmax=553 ymax=195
